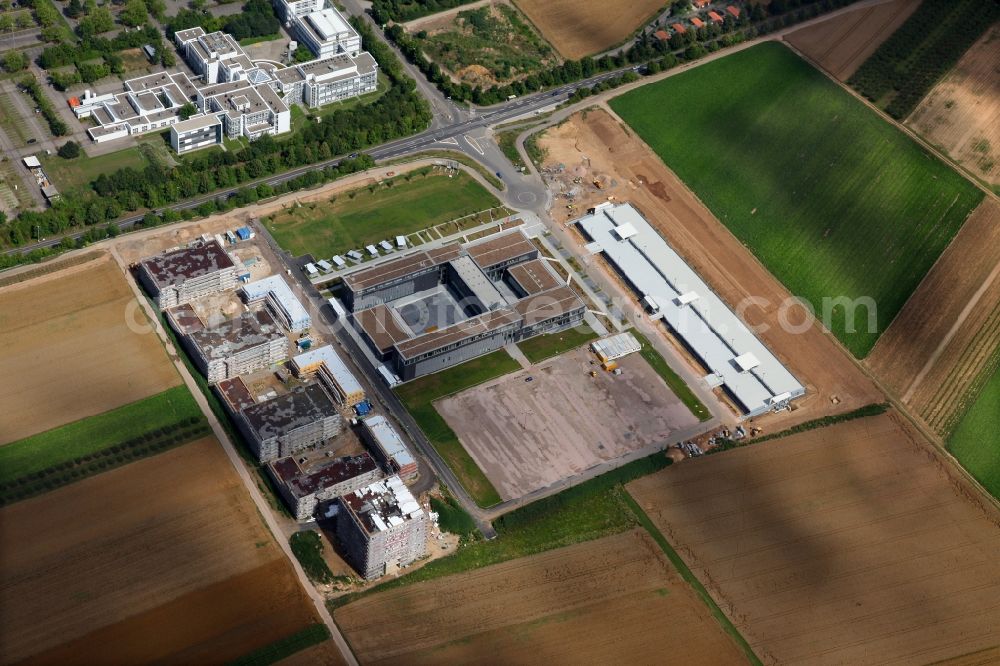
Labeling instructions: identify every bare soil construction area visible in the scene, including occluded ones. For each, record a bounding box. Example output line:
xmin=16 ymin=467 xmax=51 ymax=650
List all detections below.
xmin=537 ymin=110 xmax=883 ymax=430
xmin=0 ymin=437 xmax=320 ymax=664
xmin=0 ymin=254 xmax=179 ymax=444
xmin=784 ymin=0 xmax=920 ymax=80
xmin=868 ymin=199 xmax=1000 ymax=436
xmin=435 ymin=347 xmax=701 ymax=501
xmin=628 ymin=412 xmax=1000 ymax=665
xmin=907 ymin=25 xmax=1000 ymax=186
xmin=512 ymin=0 xmax=665 ymax=59
xmin=335 ymin=529 xmax=749 ymax=665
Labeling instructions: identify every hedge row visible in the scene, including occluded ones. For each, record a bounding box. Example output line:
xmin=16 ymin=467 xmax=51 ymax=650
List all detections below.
xmin=0 ymin=419 xmax=210 ymax=505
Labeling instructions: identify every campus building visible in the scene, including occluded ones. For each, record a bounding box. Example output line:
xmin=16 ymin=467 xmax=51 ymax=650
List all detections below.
xmin=336 ymin=475 xmax=427 ymax=580
xmin=241 ymin=275 xmax=312 ymax=333
xmin=138 ymin=239 xmax=237 ymax=309
xmin=268 ymin=453 xmax=381 ymax=520
xmin=291 ymin=345 xmax=365 ymax=406
xmin=235 ymin=382 xmax=342 ymax=461
xmin=169 ymin=307 xmax=289 ymax=384
xmin=77 ymin=7 xmax=376 ymax=150
xmin=359 ymin=415 xmax=417 ymax=481
xmin=575 ymin=202 xmax=805 ymax=418
xmin=344 ymin=229 xmax=587 ymax=381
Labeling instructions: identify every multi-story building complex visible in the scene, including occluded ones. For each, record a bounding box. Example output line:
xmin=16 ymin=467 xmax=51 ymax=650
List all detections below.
xmin=138 ymin=239 xmax=237 ymax=309
xmin=345 ymin=229 xmax=587 ymax=381
xmin=291 ymin=345 xmax=366 ymax=406
xmin=169 ymin=113 xmax=224 ymax=154
xmin=236 ymin=383 xmax=342 ymax=461
xmin=170 ymin=308 xmax=289 ymax=384
xmin=359 ymin=415 xmax=417 ymax=481
xmin=77 ymin=6 xmax=376 ymax=151
xmin=336 ymin=475 xmax=427 ymax=580
xmin=268 ymin=453 xmax=381 ymax=520
xmin=241 ymin=275 xmax=311 ymax=333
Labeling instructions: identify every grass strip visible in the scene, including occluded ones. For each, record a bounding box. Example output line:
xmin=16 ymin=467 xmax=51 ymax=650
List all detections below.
xmin=0 ymin=385 xmax=201 ymax=484
xmin=430 ymin=493 xmax=477 ymax=537
xmin=629 ymin=330 xmax=711 ymax=422
xmin=227 ymin=624 xmax=331 ymax=666
xmin=517 ymin=323 xmax=598 ymax=364
xmin=290 ymin=530 xmax=335 ymax=584
xmin=329 ymin=452 xmax=671 ymax=611
xmin=395 ymin=350 xmax=520 ymax=507
xmin=0 ymin=420 xmax=210 ymax=505
xmin=622 ymin=492 xmax=762 ymax=666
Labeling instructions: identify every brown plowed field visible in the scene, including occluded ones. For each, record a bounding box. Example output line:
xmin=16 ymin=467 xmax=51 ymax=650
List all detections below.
xmin=0 ymin=437 xmax=320 ymax=664
xmin=0 ymin=254 xmax=179 ymax=444
xmin=512 ymin=0 xmax=665 ymax=59
xmin=784 ymin=0 xmax=920 ymax=80
xmin=628 ymin=412 xmax=1000 ymax=666
xmin=335 ymin=529 xmax=749 ymax=665
xmin=868 ymin=200 xmax=1000 ymax=436
xmin=908 ymin=25 xmax=1000 ymax=186
xmin=537 ymin=109 xmax=883 ymax=430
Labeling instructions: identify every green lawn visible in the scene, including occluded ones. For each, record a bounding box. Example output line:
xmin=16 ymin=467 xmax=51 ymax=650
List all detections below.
xmin=0 ymin=385 xmax=201 ymax=484
xmin=329 ymin=453 xmax=672 ymax=610
xmin=629 ymin=330 xmax=711 ymax=422
xmin=948 ymin=363 xmax=1000 ymax=500
xmin=289 ymin=530 xmax=335 ymax=584
xmin=41 ymin=144 xmax=149 ymax=194
xmin=395 ymin=350 xmax=520 ymax=507
xmin=609 ymin=42 xmax=983 ymax=358
xmin=517 ymin=322 xmax=597 ymax=364
xmin=264 ymin=169 xmax=500 ymax=259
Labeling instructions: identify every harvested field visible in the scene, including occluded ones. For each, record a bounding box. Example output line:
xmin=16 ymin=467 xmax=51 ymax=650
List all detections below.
xmin=628 ymin=412 xmax=1000 ymax=666
xmin=908 ymin=25 xmax=1000 ymax=186
xmin=512 ymin=0 xmax=665 ymax=59
xmin=868 ymin=199 xmax=1000 ymax=436
xmin=0 ymin=437 xmax=320 ymax=664
xmin=435 ymin=347 xmax=701 ymax=500
xmin=0 ymin=254 xmax=180 ymax=444
xmin=537 ymin=109 xmax=883 ymax=430
xmin=335 ymin=529 xmax=749 ymax=665
xmin=784 ymin=0 xmax=920 ymax=80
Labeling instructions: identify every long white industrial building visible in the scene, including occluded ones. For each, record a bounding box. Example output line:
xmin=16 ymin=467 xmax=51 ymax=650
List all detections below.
xmin=242 ymin=274 xmax=311 ymax=332
xmin=576 ymin=203 xmax=804 ymax=418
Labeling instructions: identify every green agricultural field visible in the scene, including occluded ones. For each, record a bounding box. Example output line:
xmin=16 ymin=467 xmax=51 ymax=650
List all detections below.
xmin=948 ymin=363 xmax=1000 ymax=500
xmin=0 ymin=385 xmax=203 ymax=485
xmin=610 ymin=42 xmax=984 ymax=358
xmin=395 ymin=349 xmax=520 ymax=507
xmin=264 ymin=169 xmax=500 ymax=259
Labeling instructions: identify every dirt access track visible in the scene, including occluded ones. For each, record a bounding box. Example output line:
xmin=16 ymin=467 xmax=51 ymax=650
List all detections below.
xmin=537 ymin=109 xmax=883 ymax=430
xmin=867 ymin=199 xmax=1000 ymax=436
xmin=628 ymin=411 xmax=1000 ymax=665
xmin=0 ymin=253 xmax=180 ymax=444
xmin=907 ymin=24 xmax=1000 ymax=187
xmin=0 ymin=437 xmax=321 ymax=664
xmin=512 ymin=0 xmax=665 ymax=60
xmin=335 ymin=529 xmax=749 ymax=665
xmin=436 ymin=347 xmax=701 ymax=501
xmin=784 ymin=0 xmax=920 ymax=81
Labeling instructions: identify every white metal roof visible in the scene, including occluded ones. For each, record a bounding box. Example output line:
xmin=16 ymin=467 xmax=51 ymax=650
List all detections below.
xmin=362 ymin=414 xmax=415 ymax=469
xmin=576 ymin=203 xmax=804 ymax=417
xmin=23 ymin=156 xmax=41 ymax=168
xmin=591 ymin=332 xmax=642 ymax=361
xmin=316 ymin=259 xmax=333 ymax=271
xmin=242 ymin=275 xmax=311 ymax=331
xmin=293 ymin=344 xmax=363 ymax=397
xmin=332 ymin=255 xmax=346 ymax=266
xmin=396 ymin=236 xmax=407 ymax=248
xmin=734 ymin=352 xmax=760 ymax=372
xmin=614 ymin=223 xmax=637 ymax=240
xmin=305 ymin=263 xmax=318 ymax=274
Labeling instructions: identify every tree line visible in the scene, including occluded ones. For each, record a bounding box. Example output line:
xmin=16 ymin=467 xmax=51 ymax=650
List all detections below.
xmin=165 ymin=0 xmax=278 ymax=41
xmin=848 ymin=0 xmax=1000 ymax=119
xmin=370 ymin=0 xmax=476 ymax=24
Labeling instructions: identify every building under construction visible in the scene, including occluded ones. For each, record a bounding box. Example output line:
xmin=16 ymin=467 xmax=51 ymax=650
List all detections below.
xmin=268 ymin=453 xmax=381 ymax=521
xmin=336 ymin=475 xmax=427 ymax=580
xmin=343 ymin=229 xmax=587 ymax=381
xmin=138 ymin=239 xmax=237 ymax=309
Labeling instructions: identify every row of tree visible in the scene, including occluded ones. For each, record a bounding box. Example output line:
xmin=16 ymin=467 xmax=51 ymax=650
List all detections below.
xmin=165 ymin=0 xmax=278 ymax=41
xmin=370 ymin=0 xmax=474 ymax=24
xmin=18 ymin=74 xmax=68 ymax=136
xmin=849 ymin=0 xmax=1000 ymax=119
